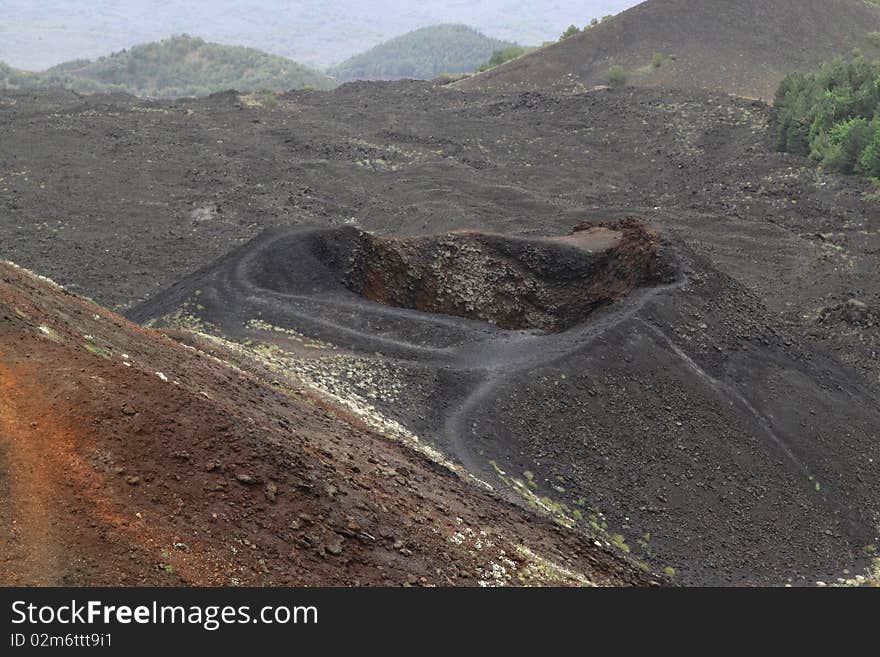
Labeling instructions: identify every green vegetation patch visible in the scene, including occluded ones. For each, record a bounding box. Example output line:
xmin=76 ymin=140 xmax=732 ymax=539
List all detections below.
xmin=775 ymin=55 xmax=880 ymax=179
xmin=477 ymin=46 xmax=534 ymax=72
xmin=606 ymin=65 xmax=628 ymax=88
xmin=560 ymin=25 xmax=581 ymax=40
xmin=84 ymin=342 xmax=111 ymax=359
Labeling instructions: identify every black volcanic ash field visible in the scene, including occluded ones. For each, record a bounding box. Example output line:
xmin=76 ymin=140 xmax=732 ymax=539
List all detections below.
xmin=2 ymin=82 xmax=880 ymax=584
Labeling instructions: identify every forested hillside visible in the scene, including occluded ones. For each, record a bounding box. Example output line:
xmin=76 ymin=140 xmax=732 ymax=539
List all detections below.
xmin=329 ymin=24 xmax=521 ymax=80
xmin=0 ymin=35 xmax=335 ymax=97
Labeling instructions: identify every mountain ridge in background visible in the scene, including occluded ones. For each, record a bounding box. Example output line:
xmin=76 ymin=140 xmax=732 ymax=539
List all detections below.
xmin=330 ymin=24 xmax=519 ymax=81
xmin=0 ymin=0 xmax=638 ymax=71
xmin=0 ymin=34 xmax=336 ymax=98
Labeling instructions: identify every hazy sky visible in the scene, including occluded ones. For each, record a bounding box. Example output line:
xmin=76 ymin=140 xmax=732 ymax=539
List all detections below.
xmin=1 ymin=1 xmax=642 ymax=70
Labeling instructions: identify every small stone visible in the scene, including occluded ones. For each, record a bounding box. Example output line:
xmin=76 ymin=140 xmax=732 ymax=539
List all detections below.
xmin=126 ymin=476 xmax=141 ymax=486
xmin=265 ymin=482 xmax=277 ymax=501
xmin=236 ymin=473 xmax=259 ymax=485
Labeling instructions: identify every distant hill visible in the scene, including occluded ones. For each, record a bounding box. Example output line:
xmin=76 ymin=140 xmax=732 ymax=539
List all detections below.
xmin=457 ymin=0 xmax=880 ymax=100
xmin=0 ymin=35 xmax=336 ymax=97
xmin=330 ymin=24 xmax=521 ymax=81
xmin=0 ymin=1 xmax=637 ymax=71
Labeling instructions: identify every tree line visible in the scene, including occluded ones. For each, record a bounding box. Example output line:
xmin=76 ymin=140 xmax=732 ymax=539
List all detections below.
xmin=775 ymin=54 xmax=880 ymax=178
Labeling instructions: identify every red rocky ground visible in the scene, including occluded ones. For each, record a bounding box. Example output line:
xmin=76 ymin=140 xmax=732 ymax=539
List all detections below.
xmin=0 ymin=261 xmax=658 ymax=586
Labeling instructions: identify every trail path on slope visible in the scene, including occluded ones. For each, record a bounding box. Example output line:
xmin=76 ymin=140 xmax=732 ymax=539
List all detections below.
xmin=0 ymin=361 xmax=61 ymax=585
xmin=441 ymin=282 xmax=681 ymax=474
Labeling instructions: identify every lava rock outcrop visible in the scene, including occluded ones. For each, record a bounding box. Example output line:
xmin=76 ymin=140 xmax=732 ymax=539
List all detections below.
xmin=332 ymin=217 xmax=672 ymax=332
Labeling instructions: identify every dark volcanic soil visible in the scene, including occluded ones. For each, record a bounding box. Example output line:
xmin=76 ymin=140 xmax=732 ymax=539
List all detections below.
xmin=129 ymin=220 xmax=880 ymax=586
xmin=2 ymin=80 xmax=880 ymax=586
xmin=457 ymin=0 xmax=880 ymax=100
xmin=0 ymin=261 xmax=653 ymax=586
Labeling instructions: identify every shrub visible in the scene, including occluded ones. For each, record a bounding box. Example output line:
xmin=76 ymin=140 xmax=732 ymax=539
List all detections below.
xmin=606 ymin=65 xmax=627 ymax=88
xmin=478 ymin=46 xmax=531 ymax=72
xmin=560 ymin=25 xmax=581 ymax=40
xmin=859 ymin=118 xmax=880 ymax=176
xmin=257 ymin=89 xmax=278 ymax=109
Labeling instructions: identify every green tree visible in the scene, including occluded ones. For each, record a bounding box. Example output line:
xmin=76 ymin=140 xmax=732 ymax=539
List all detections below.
xmin=478 ymin=46 xmax=532 ymax=72
xmin=560 ymin=25 xmax=581 ymax=40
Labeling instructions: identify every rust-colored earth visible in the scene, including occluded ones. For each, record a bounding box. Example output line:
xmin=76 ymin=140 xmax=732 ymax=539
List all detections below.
xmin=0 ymin=262 xmax=657 ymax=586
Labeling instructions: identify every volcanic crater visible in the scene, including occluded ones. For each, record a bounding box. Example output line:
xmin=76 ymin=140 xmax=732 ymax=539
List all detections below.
xmin=303 ymin=217 xmax=673 ymax=332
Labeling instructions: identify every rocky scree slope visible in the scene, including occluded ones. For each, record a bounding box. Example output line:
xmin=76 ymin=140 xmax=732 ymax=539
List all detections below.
xmin=0 ymin=260 xmax=656 ymax=586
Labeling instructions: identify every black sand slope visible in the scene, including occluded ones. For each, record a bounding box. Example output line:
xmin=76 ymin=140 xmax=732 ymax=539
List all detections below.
xmin=459 ymin=0 xmax=880 ymax=99
xmin=129 ymin=224 xmax=880 ymax=586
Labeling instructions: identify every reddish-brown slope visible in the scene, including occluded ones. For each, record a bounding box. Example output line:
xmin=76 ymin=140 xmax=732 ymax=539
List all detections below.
xmin=0 ymin=262 xmax=657 ymax=586
xmin=458 ymin=0 xmax=880 ymax=99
